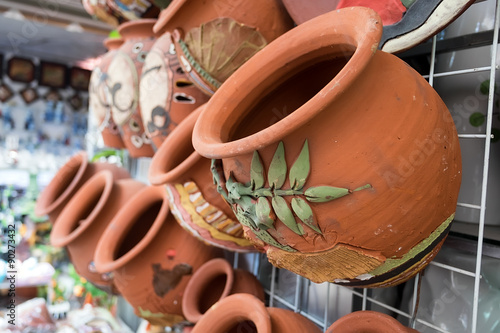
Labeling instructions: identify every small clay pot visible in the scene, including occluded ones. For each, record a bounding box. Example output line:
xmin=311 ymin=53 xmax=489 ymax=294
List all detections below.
xmin=35 ymin=152 xmax=130 ymax=224
xmin=149 ymin=105 xmax=255 ymax=252
xmin=182 ymin=258 xmax=264 ymax=324
xmin=50 ymin=170 xmax=145 ymax=292
xmin=191 ymin=293 xmax=321 ymax=333
xmin=89 ymin=37 xmax=126 ymax=149
xmin=326 ymin=311 xmax=419 ymax=333
xmin=94 ymin=185 xmax=222 ymax=327
xmin=139 ymin=32 xmax=209 ymax=149
xmin=107 ymin=19 xmax=157 ymax=157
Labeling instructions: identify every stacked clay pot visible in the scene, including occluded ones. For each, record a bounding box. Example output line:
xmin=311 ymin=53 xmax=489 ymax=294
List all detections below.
xmin=35 ymin=152 xmax=130 ymax=224
xmin=107 ymin=19 xmax=157 ymax=157
xmin=149 ymin=105 xmax=256 ymax=252
xmin=182 ymin=258 xmax=264 ymax=324
xmin=50 ymin=170 xmax=145 ymax=292
xmin=191 ymin=293 xmax=321 ymax=333
xmin=326 ymin=311 xmax=419 ymax=333
xmin=192 ymin=8 xmax=462 ymax=287
xmin=89 ymin=37 xmax=126 ymax=149
xmin=94 ymin=185 xmax=222 ymax=327
xmin=139 ymin=32 xmax=209 ymax=149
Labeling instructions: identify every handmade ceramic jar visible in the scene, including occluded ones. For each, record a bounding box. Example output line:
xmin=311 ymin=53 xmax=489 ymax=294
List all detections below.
xmin=94 ymin=185 xmax=222 ymax=327
xmin=35 ymin=152 xmax=130 ymax=224
xmin=192 ymin=8 xmax=462 ymax=287
xmin=139 ymin=32 xmax=209 ymax=149
xmin=50 ymin=170 xmax=145 ymax=292
xmin=107 ymin=19 xmax=157 ymax=157
xmin=149 ymin=105 xmax=255 ymax=252
xmin=89 ymin=37 xmax=126 ymax=149
xmin=191 ymin=293 xmax=321 ymax=333
xmin=182 ymin=258 xmax=264 ymax=324
xmin=326 ymin=311 xmax=419 ymax=333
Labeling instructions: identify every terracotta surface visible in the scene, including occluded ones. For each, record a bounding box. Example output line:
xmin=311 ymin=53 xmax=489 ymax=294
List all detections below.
xmin=182 ymin=258 xmax=264 ymax=323
xmin=34 ymin=152 xmax=130 ymax=224
xmin=149 ymin=106 xmax=255 ymax=252
xmin=140 ymin=32 xmax=209 ymax=149
xmin=108 ymin=19 xmax=157 ymax=157
xmin=191 ymin=293 xmax=321 ymax=333
xmin=192 ymin=8 xmax=461 ymax=287
xmin=50 ymin=170 xmax=145 ymax=292
xmin=326 ymin=311 xmax=419 ymax=332
xmin=94 ymin=185 xmax=222 ymax=327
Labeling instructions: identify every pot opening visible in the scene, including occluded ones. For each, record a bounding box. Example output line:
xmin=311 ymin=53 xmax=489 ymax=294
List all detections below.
xmin=51 ymin=161 xmax=81 ymax=202
xmin=70 ymin=184 xmax=104 ymax=233
xmin=114 ymin=200 xmax=163 ymax=259
xmin=226 ymin=321 xmax=257 ymax=333
xmin=198 ymin=274 xmax=227 ymax=314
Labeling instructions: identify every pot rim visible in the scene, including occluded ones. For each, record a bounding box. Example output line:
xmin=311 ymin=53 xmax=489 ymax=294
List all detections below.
xmin=35 ymin=152 xmax=89 ymax=216
xmin=50 ymin=170 xmax=114 ymax=247
xmin=104 ymin=37 xmax=124 ymax=51
xmin=153 ymin=0 xmax=189 ymax=34
xmin=192 ymin=7 xmax=382 ymax=159
xmin=94 ymin=185 xmax=170 ymax=273
xmin=149 ymin=104 xmax=204 ymax=185
xmin=326 ymin=310 xmax=414 ymax=332
xmin=118 ymin=18 xmax=158 ymax=39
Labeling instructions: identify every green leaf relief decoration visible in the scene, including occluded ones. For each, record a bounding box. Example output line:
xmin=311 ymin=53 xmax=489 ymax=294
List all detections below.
xmin=267 ymin=141 xmax=287 ymax=189
xmin=272 ymin=196 xmax=304 ymax=235
xmin=255 ymin=197 xmax=274 ymax=230
xmin=291 ymin=197 xmax=321 ymax=234
xmin=251 ymin=150 xmax=265 ymax=189
xmin=289 ymin=140 xmax=310 ymax=190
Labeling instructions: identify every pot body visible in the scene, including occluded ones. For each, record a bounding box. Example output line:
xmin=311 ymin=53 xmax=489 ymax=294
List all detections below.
xmin=108 ymin=19 xmax=157 ymax=157
xmin=326 ymin=311 xmax=419 ymax=333
xmin=35 ymin=152 xmax=130 ymax=224
xmin=192 ymin=8 xmax=461 ymax=287
xmin=94 ymin=185 xmax=222 ymax=327
xmin=140 ymin=32 xmax=209 ymax=149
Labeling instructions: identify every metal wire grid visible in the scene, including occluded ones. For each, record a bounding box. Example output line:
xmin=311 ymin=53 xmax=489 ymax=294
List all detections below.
xmin=229 ymin=1 xmax=500 ymax=332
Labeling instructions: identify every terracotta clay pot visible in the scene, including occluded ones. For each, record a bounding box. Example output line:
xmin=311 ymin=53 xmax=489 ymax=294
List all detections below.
xmin=149 ymin=105 xmax=256 ymax=253
xmin=192 ymin=7 xmax=461 ymax=287
xmin=94 ymin=185 xmax=222 ymax=327
xmin=139 ymin=32 xmax=209 ymax=149
xmin=191 ymin=293 xmax=321 ymax=333
xmin=35 ymin=152 xmax=130 ymax=224
xmin=326 ymin=311 xmax=419 ymax=333
xmin=107 ymin=19 xmax=157 ymax=157
xmin=50 ymin=170 xmax=145 ymax=292
xmin=89 ymin=37 xmax=126 ymax=149
xmin=106 ymin=0 xmax=160 ymax=21
xmin=182 ymin=258 xmax=264 ymax=324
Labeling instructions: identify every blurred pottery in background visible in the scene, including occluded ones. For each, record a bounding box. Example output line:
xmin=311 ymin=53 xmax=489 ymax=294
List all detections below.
xmin=82 ymin=0 xmax=123 ymax=27
xmin=106 ymin=0 xmax=160 ymax=21
xmin=326 ymin=311 xmax=418 ymax=333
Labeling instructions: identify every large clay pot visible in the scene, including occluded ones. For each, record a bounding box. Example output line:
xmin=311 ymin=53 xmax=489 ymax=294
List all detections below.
xmin=139 ymin=32 xmax=209 ymax=149
xmin=89 ymin=37 xmax=126 ymax=149
xmin=192 ymin=8 xmax=462 ymax=287
xmin=149 ymin=105 xmax=255 ymax=253
xmin=182 ymin=258 xmax=264 ymax=324
xmin=94 ymin=185 xmax=222 ymax=327
xmin=191 ymin=293 xmax=321 ymax=333
xmin=326 ymin=311 xmax=419 ymax=333
xmin=107 ymin=19 xmax=157 ymax=157
xmin=35 ymin=152 xmax=130 ymax=224
xmin=50 ymin=170 xmax=145 ymax=292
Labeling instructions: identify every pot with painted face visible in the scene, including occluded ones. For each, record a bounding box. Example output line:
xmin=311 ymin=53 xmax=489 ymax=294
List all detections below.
xmin=192 ymin=8 xmax=462 ymax=287
xmin=326 ymin=311 xmax=419 ymax=333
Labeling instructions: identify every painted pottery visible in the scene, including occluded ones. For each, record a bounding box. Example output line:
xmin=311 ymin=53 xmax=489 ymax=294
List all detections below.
xmin=35 ymin=152 xmax=130 ymax=224
xmin=326 ymin=311 xmax=419 ymax=333
xmin=50 ymin=170 xmax=145 ymax=292
xmin=152 ymin=0 xmax=294 ymax=95
xmin=149 ymin=105 xmax=255 ymax=252
xmin=182 ymin=258 xmax=264 ymax=324
xmin=106 ymin=0 xmax=160 ymax=21
xmin=82 ymin=0 xmax=123 ymax=27
xmin=94 ymin=185 xmax=222 ymax=327
xmin=107 ymin=19 xmax=157 ymax=157
xmin=191 ymin=293 xmax=321 ymax=333
xmin=89 ymin=37 xmax=126 ymax=149
xmin=139 ymin=32 xmax=209 ymax=149
xmin=192 ymin=8 xmax=462 ymax=287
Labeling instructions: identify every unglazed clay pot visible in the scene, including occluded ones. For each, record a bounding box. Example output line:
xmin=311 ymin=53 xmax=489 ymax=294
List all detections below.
xmin=89 ymin=37 xmax=126 ymax=149
xmin=153 ymin=0 xmax=294 ymax=95
xmin=149 ymin=105 xmax=255 ymax=253
xmin=106 ymin=0 xmax=160 ymax=21
xmin=326 ymin=311 xmax=419 ymax=333
xmin=139 ymin=32 xmax=209 ymax=149
xmin=192 ymin=8 xmax=462 ymax=287
xmin=107 ymin=19 xmax=157 ymax=157
xmin=191 ymin=293 xmax=321 ymax=333
xmin=50 ymin=170 xmax=145 ymax=292
xmin=35 ymin=152 xmax=130 ymax=224
xmin=182 ymin=258 xmax=264 ymax=324
xmin=94 ymin=185 xmax=222 ymax=327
